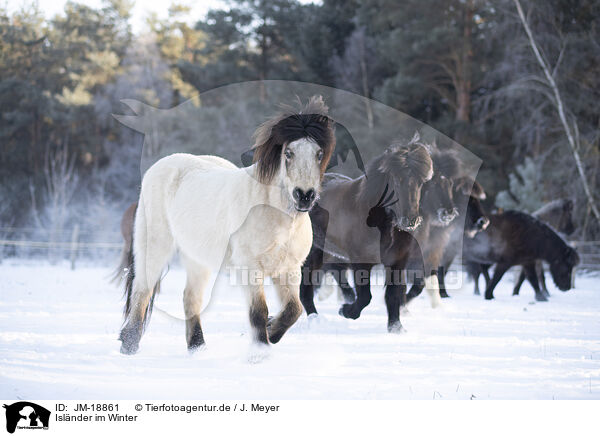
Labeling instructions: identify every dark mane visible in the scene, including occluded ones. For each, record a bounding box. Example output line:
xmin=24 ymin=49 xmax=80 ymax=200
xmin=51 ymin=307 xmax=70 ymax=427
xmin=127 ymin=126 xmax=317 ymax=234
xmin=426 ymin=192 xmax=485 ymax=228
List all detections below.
xmin=252 ymin=95 xmax=336 ymax=184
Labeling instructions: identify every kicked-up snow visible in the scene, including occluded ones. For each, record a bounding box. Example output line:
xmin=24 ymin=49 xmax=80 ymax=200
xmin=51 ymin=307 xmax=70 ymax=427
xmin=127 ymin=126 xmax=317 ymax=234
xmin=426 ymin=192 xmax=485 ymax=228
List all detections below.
xmin=0 ymin=260 xmax=599 ymax=400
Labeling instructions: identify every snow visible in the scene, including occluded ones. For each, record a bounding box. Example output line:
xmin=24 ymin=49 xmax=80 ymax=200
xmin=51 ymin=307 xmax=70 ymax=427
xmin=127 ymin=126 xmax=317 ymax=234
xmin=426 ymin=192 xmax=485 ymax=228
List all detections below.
xmin=1 ymin=259 xmax=599 ymax=400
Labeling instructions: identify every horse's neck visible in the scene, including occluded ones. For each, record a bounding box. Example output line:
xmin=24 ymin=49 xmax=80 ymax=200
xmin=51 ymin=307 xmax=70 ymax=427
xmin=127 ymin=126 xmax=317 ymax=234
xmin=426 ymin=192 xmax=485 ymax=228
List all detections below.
xmin=245 ymin=165 xmax=294 ymax=217
xmin=538 ymin=229 xmax=566 ymax=263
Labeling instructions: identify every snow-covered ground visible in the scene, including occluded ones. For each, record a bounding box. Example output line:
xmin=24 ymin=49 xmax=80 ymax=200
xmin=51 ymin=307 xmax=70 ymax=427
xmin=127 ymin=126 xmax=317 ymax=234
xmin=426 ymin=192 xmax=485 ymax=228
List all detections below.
xmin=1 ymin=259 xmax=599 ymax=400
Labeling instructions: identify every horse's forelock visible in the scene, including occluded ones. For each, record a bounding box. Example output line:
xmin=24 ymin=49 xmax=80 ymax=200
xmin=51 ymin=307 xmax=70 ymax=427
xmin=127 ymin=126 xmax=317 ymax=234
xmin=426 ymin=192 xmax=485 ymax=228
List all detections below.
xmin=252 ymin=96 xmax=335 ymax=183
xmin=370 ymin=143 xmax=433 ymax=183
xmin=407 ymin=145 xmax=434 ymax=182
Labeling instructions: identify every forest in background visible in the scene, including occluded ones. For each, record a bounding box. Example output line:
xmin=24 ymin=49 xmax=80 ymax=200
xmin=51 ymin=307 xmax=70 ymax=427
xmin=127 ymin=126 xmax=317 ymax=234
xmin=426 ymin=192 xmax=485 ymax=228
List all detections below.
xmin=1 ymin=0 xmax=599 ymax=255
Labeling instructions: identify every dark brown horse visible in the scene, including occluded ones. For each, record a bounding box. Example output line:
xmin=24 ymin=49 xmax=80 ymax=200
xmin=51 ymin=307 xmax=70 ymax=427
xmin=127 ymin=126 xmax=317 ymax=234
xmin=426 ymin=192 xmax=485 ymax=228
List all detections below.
xmin=299 ymin=135 xmax=434 ymax=332
xmin=436 ymin=178 xmax=489 ymax=298
xmin=403 ymin=151 xmax=461 ymax=305
xmin=463 ymin=210 xmax=580 ymax=301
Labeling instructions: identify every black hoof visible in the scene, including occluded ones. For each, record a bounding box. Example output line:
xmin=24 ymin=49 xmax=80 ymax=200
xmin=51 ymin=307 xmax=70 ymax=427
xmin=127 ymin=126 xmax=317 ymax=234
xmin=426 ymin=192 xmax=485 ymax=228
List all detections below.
xmin=484 ymin=293 xmax=494 ymax=300
xmin=269 ymin=333 xmax=283 ymax=344
xmin=120 ymin=341 xmax=139 ymax=355
xmin=535 ymin=294 xmax=549 ymax=302
xmin=440 ymin=293 xmax=450 ymax=299
xmin=387 ymin=322 xmax=405 ymax=334
xmin=119 ymin=327 xmax=141 ymax=355
xmin=187 ymin=343 xmax=206 ymax=354
xmin=339 ymin=304 xmax=360 ymax=320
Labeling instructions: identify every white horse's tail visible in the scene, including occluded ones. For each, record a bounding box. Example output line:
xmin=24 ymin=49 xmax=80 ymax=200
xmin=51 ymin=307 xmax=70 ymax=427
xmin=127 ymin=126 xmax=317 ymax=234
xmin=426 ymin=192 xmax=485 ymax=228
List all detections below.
xmin=120 ymin=205 xmax=164 ymax=335
xmin=111 ymin=237 xmax=133 ymax=285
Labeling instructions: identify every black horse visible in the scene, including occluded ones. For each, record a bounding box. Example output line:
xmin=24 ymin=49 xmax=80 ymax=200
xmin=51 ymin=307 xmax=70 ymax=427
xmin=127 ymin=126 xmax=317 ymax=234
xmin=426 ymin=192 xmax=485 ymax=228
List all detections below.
xmin=512 ymin=199 xmax=576 ymax=297
xmin=463 ymin=210 xmax=580 ymax=301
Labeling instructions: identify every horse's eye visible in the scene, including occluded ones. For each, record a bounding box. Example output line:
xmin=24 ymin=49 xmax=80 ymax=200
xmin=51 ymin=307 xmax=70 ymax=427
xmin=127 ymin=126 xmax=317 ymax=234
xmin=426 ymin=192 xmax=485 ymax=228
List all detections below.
xmin=284 ymin=149 xmax=293 ymax=160
xmin=316 ymin=149 xmax=323 ymax=162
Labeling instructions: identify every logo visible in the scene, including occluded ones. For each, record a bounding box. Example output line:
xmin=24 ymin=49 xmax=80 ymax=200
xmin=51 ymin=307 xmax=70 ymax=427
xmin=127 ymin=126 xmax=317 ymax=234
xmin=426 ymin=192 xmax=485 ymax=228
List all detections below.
xmin=3 ymin=402 xmax=50 ymax=434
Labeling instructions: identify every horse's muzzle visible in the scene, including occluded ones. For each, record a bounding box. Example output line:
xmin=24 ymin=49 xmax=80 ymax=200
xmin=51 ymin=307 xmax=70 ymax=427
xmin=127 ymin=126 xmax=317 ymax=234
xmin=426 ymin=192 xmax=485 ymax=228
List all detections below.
xmin=293 ymin=187 xmax=316 ymax=212
xmin=476 ymin=216 xmax=490 ymax=230
xmin=437 ymin=208 xmax=458 ymax=226
xmin=396 ymin=215 xmax=422 ymax=231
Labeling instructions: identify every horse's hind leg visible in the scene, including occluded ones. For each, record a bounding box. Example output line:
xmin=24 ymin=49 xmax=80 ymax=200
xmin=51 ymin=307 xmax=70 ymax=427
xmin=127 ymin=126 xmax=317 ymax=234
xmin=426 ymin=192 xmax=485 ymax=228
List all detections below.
xmin=513 ymin=268 xmax=526 ymax=295
xmin=119 ymin=199 xmax=174 ymax=354
xmin=181 ymin=256 xmax=211 ymax=351
xmin=268 ymin=273 xmax=303 ymax=344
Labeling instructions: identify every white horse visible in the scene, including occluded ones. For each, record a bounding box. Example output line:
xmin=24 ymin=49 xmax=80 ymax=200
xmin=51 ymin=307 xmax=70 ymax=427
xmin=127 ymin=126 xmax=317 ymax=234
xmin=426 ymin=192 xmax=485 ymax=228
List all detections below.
xmin=119 ymin=96 xmax=336 ymax=356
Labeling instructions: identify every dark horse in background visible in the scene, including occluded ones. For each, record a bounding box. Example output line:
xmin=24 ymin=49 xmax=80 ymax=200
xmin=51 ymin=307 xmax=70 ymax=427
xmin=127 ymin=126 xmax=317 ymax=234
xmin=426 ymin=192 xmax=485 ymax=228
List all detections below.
xmin=403 ymin=151 xmax=461 ymax=306
xmin=436 ymin=177 xmax=489 ymax=298
xmin=300 ymin=135 xmax=434 ymax=332
xmin=512 ymin=199 xmax=575 ymax=297
xmin=463 ymin=210 xmax=580 ymax=301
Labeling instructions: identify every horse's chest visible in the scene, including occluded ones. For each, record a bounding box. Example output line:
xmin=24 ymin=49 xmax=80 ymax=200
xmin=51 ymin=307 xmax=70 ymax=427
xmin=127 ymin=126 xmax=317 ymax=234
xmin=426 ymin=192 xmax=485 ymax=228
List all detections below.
xmin=229 ymin=207 xmax=312 ymax=274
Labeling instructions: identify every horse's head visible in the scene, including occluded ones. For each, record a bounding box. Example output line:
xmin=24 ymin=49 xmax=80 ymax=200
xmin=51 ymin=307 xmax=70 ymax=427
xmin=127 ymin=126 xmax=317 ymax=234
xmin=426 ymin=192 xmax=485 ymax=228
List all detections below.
xmin=454 ymin=177 xmax=489 ymax=237
xmin=365 ymin=134 xmax=433 ymax=231
xmin=422 ymin=150 xmax=460 ymax=227
xmin=252 ymin=96 xmax=336 ymax=212
xmin=549 ymin=244 xmax=580 ymax=291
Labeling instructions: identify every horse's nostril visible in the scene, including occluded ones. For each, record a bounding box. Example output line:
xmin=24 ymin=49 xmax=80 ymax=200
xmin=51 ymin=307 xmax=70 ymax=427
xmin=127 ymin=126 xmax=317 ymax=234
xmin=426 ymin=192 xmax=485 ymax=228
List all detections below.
xmin=306 ymin=189 xmax=316 ymax=201
xmin=292 ymin=188 xmax=302 ymax=201
xmin=477 ymin=217 xmax=490 ymax=229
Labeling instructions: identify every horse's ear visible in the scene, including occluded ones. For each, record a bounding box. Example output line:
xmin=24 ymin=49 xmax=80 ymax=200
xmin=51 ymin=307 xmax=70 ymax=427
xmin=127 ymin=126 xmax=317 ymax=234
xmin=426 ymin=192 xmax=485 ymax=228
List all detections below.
xmin=241 ymin=149 xmax=255 ymax=167
xmin=472 ymin=180 xmax=486 ymax=200
xmin=564 ymin=199 xmax=574 ymax=211
xmin=317 ymin=115 xmax=331 ymax=126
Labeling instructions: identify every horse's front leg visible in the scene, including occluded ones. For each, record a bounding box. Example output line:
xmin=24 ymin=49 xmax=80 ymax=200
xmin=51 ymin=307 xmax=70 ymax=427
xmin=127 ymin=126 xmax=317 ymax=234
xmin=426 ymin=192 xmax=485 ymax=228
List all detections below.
xmin=339 ymin=264 xmax=372 ymax=320
xmin=245 ymin=280 xmax=270 ymax=346
xmin=536 ymin=261 xmax=550 ymax=297
xmin=384 ymin=266 xmax=405 ymax=333
xmin=484 ymin=263 xmax=510 ymax=300
xmin=268 ymin=272 xmax=303 ymax=344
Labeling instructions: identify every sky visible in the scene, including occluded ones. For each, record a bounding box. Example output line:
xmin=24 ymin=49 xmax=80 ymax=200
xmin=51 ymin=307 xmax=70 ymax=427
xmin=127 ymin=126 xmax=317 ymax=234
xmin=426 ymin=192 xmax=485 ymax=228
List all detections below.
xmin=4 ymin=0 xmax=226 ymax=33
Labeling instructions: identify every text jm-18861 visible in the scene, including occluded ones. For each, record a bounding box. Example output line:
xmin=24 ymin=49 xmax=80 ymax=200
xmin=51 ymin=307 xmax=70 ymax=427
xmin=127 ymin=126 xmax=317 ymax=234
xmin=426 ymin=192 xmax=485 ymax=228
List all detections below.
xmin=71 ymin=404 xmax=119 ymax=412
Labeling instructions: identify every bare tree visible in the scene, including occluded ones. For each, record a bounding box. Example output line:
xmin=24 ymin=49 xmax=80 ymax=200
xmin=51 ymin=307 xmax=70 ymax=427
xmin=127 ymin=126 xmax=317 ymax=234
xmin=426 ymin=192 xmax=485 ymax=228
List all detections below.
xmin=331 ymin=27 xmax=375 ymax=129
xmin=513 ymin=0 xmax=600 ymax=223
xmin=31 ymin=136 xmax=80 ymax=263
